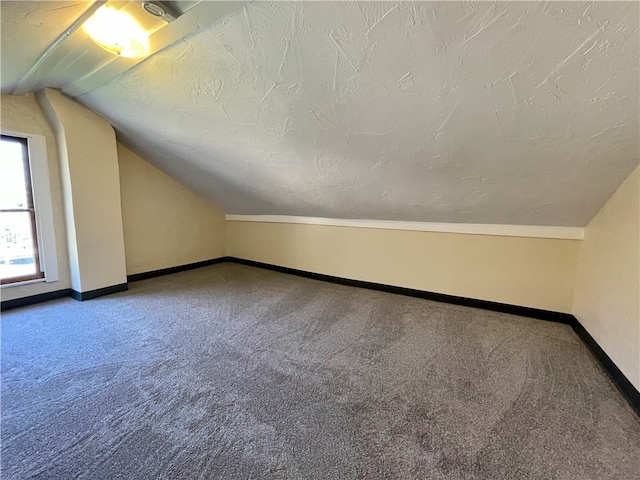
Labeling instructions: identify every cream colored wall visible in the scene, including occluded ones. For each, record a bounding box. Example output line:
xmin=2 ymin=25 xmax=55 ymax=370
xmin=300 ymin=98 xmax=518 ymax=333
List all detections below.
xmin=573 ymin=166 xmax=640 ymax=391
xmin=2 ymin=90 xmax=225 ymax=301
xmin=1 ymin=94 xmax=635 ymax=393
xmin=1 ymin=94 xmax=71 ymax=301
xmin=37 ymin=89 xmax=127 ymax=292
xmin=118 ymin=144 xmax=226 ymax=275
xmin=227 ymin=222 xmax=580 ymax=313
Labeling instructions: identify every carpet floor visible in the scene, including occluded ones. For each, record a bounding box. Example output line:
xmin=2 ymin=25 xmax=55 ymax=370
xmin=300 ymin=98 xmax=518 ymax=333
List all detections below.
xmin=1 ymin=263 xmax=639 ymax=479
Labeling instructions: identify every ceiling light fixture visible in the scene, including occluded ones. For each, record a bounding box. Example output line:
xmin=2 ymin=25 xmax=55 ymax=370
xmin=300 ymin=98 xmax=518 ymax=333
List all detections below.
xmin=143 ymin=2 xmax=165 ymax=17
xmin=83 ymin=5 xmax=149 ymax=58
xmin=141 ymin=2 xmax=178 ymax=22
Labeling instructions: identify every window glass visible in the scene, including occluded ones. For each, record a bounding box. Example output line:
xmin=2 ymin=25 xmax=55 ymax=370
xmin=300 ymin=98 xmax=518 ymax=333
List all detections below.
xmin=0 ymin=140 xmax=29 ymax=209
xmin=0 ymin=135 xmax=43 ymax=284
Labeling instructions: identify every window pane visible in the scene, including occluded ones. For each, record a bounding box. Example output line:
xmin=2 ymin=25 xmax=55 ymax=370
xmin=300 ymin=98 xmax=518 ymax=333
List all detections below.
xmin=0 ymin=138 xmax=29 ymax=210
xmin=0 ymin=212 xmax=38 ymax=280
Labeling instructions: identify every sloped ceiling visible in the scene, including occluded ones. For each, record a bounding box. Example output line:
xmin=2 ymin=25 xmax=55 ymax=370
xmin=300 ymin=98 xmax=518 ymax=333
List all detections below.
xmin=1 ymin=1 xmax=89 ymax=90
xmin=2 ymin=1 xmax=639 ymax=226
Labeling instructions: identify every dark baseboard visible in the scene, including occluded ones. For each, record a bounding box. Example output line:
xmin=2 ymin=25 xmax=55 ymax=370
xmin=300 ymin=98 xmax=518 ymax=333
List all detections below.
xmin=2 ymin=257 xmax=230 ymax=310
xmin=225 ymin=256 xmax=640 ymax=416
xmin=3 ymin=256 xmax=637 ymax=416
xmin=226 ymin=257 xmax=574 ymax=324
xmin=127 ymin=257 xmax=231 ymax=282
xmin=69 ymin=283 xmax=128 ymax=301
xmin=1 ymin=289 xmax=71 ymax=311
xmin=572 ymin=321 xmax=640 ymax=417
xmin=2 ymin=284 xmax=129 ymax=310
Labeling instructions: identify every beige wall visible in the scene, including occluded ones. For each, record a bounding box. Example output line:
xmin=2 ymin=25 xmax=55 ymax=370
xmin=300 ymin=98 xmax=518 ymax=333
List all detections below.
xmin=1 ymin=94 xmax=71 ymax=301
xmin=37 ymin=89 xmax=127 ymax=292
xmin=2 ymin=90 xmax=226 ymax=300
xmin=2 ymin=94 xmax=636 ymax=394
xmin=573 ymin=166 xmax=640 ymax=390
xmin=227 ymin=222 xmax=581 ymax=313
xmin=118 ymin=144 xmax=226 ymax=275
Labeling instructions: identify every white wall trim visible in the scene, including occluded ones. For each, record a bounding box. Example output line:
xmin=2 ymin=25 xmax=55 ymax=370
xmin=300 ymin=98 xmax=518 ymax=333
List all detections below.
xmin=27 ymin=134 xmax=59 ymax=282
xmin=225 ymin=215 xmax=584 ymax=240
xmin=1 ymin=130 xmax=59 ymax=284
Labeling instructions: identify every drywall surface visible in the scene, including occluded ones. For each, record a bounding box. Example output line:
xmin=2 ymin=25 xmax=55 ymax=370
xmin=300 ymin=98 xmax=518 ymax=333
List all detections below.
xmin=118 ymin=143 xmax=226 ymax=275
xmin=0 ymin=93 xmax=70 ymax=301
xmin=227 ymin=221 xmax=580 ymax=313
xmin=573 ymin=166 xmax=640 ymax=391
xmin=78 ymin=1 xmax=639 ymax=226
xmin=37 ymin=88 xmax=127 ymax=292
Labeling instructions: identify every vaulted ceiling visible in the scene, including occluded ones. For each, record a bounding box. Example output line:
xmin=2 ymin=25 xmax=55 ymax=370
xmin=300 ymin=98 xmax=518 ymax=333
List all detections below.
xmin=2 ymin=1 xmax=639 ymax=226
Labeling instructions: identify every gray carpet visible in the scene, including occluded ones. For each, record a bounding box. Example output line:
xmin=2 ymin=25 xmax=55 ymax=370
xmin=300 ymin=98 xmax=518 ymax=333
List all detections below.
xmin=1 ymin=263 xmax=639 ymax=480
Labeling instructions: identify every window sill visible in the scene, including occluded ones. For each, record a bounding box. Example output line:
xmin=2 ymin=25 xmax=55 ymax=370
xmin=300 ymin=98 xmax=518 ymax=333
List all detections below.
xmin=1 ymin=277 xmax=54 ymax=289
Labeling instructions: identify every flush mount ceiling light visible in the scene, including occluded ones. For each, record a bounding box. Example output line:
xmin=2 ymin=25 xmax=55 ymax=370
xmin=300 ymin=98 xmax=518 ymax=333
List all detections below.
xmin=143 ymin=2 xmax=165 ymax=17
xmin=83 ymin=5 xmax=149 ymax=58
xmin=141 ymin=2 xmax=178 ymax=22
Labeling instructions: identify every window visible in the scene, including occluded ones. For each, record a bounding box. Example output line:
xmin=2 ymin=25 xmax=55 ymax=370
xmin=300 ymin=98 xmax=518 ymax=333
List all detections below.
xmin=1 ymin=133 xmax=58 ymax=286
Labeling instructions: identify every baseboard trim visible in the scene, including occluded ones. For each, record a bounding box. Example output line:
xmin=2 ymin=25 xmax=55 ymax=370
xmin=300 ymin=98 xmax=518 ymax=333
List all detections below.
xmin=2 ymin=283 xmax=129 ymax=309
xmin=3 ymin=257 xmax=637 ymax=416
xmin=127 ymin=257 xmax=230 ymax=282
xmin=226 ymin=256 xmax=639 ymax=416
xmin=69 ymin=283 xmax=128 ymax=301
xmin=572 ymin=322 xmax=640 ymax=417
xmin=125 ymin=255 xmax=572 ymax=324
xmin=1 ymin=289 xmax=71 ymax=311
xmin=3 ymin=257 xmax=230 ymax=310
xmin=227 ymin=257 xmax=574 ymax=324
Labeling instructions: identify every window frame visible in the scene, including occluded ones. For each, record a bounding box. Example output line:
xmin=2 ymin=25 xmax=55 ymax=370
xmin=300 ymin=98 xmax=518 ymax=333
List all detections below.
xmin=1 ymin=130 xmax=59 ymax=288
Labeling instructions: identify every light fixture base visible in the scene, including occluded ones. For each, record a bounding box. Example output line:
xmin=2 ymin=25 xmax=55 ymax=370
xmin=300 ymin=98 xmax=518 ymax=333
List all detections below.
xmin=141 ymin=1 xmax=177 ymax=23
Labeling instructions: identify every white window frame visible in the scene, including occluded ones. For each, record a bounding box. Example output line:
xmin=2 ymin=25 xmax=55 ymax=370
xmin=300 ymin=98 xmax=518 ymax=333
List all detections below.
xmin=1 ymin=130 xmax=59 ymax=288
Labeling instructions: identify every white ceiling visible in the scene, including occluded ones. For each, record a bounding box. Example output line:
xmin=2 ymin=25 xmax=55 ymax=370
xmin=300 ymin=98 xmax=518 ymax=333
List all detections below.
xmin=1 ymin=1 xmax=89 ymax=91
xmin=2 ymin=1 xmax=639 ymax=226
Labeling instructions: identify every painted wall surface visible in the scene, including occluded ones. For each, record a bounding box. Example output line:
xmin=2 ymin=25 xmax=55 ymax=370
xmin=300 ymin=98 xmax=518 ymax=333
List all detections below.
xmin=118 ymin=143 xmax=226 ymax=275
xmin=0 ymin=94 xmax=70 ymax=301
xmin=78 ymin=1 xmax=639 ymax=227
xmin=37 ymin=88 xmax=127 ymax=292
xmin=227 ymin=221 xmax=580 ymax=313
xmin=573 ymin=166 xmax=640 ymax=391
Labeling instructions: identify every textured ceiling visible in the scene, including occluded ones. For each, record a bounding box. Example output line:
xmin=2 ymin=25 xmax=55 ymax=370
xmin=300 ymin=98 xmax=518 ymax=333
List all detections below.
xmin=3 ymin=1 xmax=640 ymax=226
xmin=1 ymin=1 xmax=88 ymax=92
